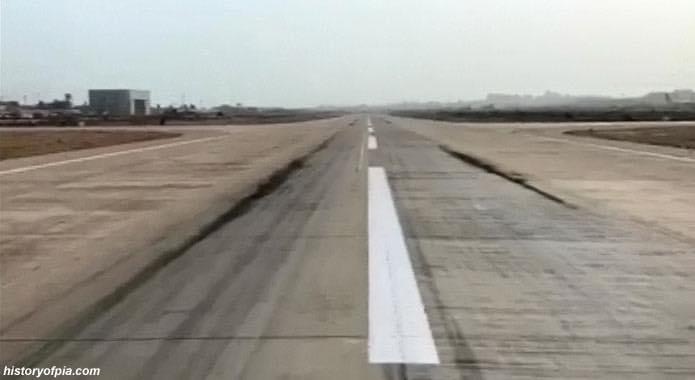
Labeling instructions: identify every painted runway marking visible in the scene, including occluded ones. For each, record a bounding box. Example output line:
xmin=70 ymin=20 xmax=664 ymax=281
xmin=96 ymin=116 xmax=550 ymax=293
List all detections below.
xmin=368 ymin=135 xmax=378 ymax=150
xmin=368 ymin=127 xmax=375 ymax=134
xmin=0 ymin=135 xmax=231 ymax=176
xmin=357 ymin=129 xmax=366 ymax=172
xmin=539 ymin=136 xmax=695 ymax=163
xmin=367 ymin=116 xmax=373 ymax=127
xmin=368 ymin=167 xmax=439 ymax=364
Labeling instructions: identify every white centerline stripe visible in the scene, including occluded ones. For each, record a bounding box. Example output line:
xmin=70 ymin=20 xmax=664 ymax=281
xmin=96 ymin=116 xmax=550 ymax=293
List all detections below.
xmin=368 ymin=127 xmax=375 ymax=134
xmin=368 ymin=135 xmax=378 ymax=150
xmin=538 ymin=136 xmax=695 ymax=163
xmin=367 ymin=116 xmax=373 ymax=127
xmin=368 ymin=167 xmax=439 ymax=364
xmin=0 ymin=135 xmax=230 ymax=176
xmin=357 ymin=128 xmax=366 ymax=172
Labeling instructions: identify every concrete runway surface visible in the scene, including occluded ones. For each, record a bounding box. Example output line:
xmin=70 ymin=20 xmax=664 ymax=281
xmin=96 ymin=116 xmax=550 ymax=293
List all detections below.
xmin=3 ymin=116 xmax=695 ymax=379
xmin=0 ymin=121 xmax=340 ymax=363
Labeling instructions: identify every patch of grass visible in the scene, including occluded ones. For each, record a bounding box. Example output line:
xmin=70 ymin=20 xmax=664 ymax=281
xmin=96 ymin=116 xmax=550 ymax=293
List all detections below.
xmin=390 ymin=109 xmax=695 ymax=123
xmin=0 ymin=130 xmax=181 ymax=160
xmin=565 ymin=125 xmax=695 ymax=149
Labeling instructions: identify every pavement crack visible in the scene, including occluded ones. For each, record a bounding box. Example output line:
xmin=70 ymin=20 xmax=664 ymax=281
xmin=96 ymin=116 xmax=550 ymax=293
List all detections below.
xmin=440 ymin=144 xmax=577 ymax=209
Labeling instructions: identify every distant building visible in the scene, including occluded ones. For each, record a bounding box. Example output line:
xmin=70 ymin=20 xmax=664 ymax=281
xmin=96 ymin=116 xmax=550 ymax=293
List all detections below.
xmin=88 ymin=89 xmax=150 ymax=116
xmin=671 ymin=89 xmax=695 ymax=103
xmin=642 ymin=89 xmax=695 ymax=105
xmin=37 ymin=93 xmax=73 ymax=110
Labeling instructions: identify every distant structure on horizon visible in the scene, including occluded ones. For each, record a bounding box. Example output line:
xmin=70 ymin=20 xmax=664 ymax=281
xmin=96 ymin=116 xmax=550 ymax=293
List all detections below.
xmin=385 ymin=89 xmax=695 ymax=111
xmin=643 ymin=89 xmax=695 ymax=104
xmin=88 ymin=89 xmax=150 ymax=116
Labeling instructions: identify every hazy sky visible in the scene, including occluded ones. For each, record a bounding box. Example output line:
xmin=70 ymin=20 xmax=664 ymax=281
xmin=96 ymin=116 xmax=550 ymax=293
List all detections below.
xmin=1 ymin=0 xmax=694 ymax=107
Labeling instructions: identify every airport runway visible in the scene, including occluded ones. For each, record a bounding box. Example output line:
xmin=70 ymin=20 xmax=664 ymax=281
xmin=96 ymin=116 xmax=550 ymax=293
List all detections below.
xmin=0 ymin=121 xmax=340 ymax=363
xmin=7 ymin=117 xmax=695 ymax=379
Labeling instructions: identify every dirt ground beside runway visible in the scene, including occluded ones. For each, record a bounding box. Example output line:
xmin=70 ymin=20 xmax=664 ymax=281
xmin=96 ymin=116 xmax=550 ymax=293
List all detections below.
xmin=0 ymin=130 xmax=180 ymax=160
xmin=566 ymin=124 xmax=695 ymax=149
